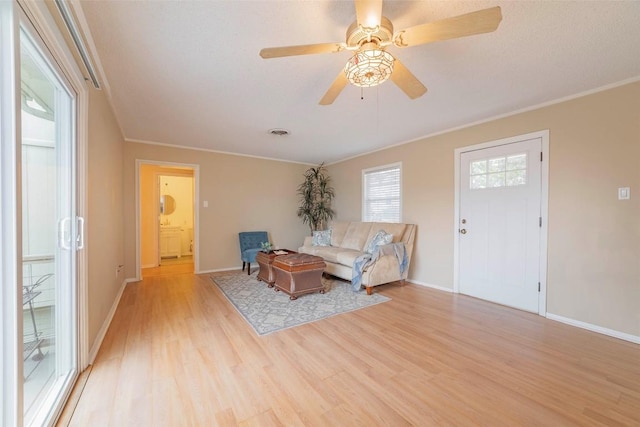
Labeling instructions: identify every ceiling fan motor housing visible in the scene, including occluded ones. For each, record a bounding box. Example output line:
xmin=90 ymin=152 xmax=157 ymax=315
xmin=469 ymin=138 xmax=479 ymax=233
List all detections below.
xmin=346 ymin=16 xmax=394 ymax=48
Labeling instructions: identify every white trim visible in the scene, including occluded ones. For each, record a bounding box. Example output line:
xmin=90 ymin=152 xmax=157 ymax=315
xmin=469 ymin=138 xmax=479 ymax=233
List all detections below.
xmin=538 ymin=134 xmax=550 ymax=317
xmin=453 ymin=148 xmax=461 ymax=294
xmin=127 ymin=137 xmax=315 ymax=166
xmin=546 ymin=313 xmax=640 ymax=345
xmin=135 ymin=160 xmax=200 ymax=281
xmin=328 ymin=75 xmax=640 ymax=167
xmin=153 ymin=171 xmax=161 ymax=267
xmin=87 ymin=279 xmax=127 ymax=363
xmin=134 ymin=161 xmax=141 ymax=281
xmin=407 ymin=280 xmax=454 ymax=293
xmin=453 ymin=130 xmax=549 ymax=316
xmin=0 ymin=2 xmax=20 ymax=425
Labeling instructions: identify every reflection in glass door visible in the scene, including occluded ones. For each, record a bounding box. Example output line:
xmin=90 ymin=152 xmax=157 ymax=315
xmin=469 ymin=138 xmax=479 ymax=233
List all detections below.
xmin=20 ymin=30 xmax=78 ymax=426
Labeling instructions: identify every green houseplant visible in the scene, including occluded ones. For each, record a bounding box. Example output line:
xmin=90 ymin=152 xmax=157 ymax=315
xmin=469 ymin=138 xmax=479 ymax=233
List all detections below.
xmin=297 ymin=163 xmax=336 ymax=234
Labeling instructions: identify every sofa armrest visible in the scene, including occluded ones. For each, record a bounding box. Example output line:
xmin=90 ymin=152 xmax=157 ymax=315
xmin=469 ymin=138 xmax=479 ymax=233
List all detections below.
xmin=303 ymin=236 xmax=313 ymax=247
xmin=364 ymin=253 xmax=404 ymax=287
xmin=363 ymin=243 xmax=409 ymax=287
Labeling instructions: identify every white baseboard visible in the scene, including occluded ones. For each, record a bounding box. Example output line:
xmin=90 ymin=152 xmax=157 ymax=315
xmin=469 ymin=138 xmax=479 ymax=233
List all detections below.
xmin=141 ymin=263 xmax=156 ymax=269
xmin=88 ymin=279 xmax=129 ymax=363
xmin=407 ymin=279 xmax=454 ymax=293
xmin=546 ymin=313 xmax=640 ymax=344
xmin=197 ymin=266 xmax=244 ymax=274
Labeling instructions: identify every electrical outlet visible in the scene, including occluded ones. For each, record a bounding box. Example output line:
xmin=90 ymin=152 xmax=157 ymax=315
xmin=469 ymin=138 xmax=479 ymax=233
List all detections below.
xmin=618 ymin=187 xmax=630 ymax=200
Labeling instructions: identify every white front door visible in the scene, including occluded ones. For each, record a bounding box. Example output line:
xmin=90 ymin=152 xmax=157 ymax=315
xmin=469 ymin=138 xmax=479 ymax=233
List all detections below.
xmin=458 ymin=137 xmax=542 ymax=312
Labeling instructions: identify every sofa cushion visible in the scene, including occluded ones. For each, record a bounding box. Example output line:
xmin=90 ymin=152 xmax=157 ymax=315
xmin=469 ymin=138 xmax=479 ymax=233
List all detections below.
xmin=329 ymin=221 xmax=350 ymax=247
xmin=335 ymin=249 xmax=364 ymax=267
xmin=364 ymin=223 xmax=407 ymax=249
xmin=312 ymin=230 xmax=331 ymax=246
xmin=340 ymin=222 xmax=372 ymax=251
xmin=303 ymin=245 xmax=343 ymax=263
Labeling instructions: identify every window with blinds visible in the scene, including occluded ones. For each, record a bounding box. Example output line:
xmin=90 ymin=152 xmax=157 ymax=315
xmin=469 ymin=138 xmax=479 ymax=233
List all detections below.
xmin=362 ymin=163 xmax=402 ymax=223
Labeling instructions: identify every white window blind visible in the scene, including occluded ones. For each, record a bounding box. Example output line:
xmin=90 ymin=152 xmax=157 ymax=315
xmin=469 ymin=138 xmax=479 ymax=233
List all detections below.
xmin=363 ymin=163 xmax=401 ymax=222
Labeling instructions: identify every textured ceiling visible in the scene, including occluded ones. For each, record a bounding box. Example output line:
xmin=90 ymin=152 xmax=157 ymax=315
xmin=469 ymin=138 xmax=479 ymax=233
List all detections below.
xmin=78 ymin=1 xmax=640 ymax=165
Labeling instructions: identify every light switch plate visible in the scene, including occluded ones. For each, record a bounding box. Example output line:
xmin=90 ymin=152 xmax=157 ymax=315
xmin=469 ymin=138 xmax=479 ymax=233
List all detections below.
xmin=203 ymin=200 xmax=209 ymax=207
xmin=618 ymin=187 xmax=630 ymax=200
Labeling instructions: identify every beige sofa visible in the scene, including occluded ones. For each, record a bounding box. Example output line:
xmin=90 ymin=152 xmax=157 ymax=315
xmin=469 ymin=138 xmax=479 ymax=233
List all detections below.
xmin=298 ymin=221 xmax=416 ymax=295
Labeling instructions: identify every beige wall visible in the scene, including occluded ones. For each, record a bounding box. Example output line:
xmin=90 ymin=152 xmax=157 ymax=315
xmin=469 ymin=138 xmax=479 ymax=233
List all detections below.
xmin=328 ymin=81 xmax=640 ymax=337
xmin=123 ymin=143 xmax=311 ymax=277
xmin=87 ymin=88 xmax=125 ymax=349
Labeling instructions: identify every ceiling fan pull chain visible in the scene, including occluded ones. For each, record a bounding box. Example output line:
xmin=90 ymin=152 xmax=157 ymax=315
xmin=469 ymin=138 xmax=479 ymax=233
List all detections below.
xmin=361 ymin=87 xmax=364 ymax=100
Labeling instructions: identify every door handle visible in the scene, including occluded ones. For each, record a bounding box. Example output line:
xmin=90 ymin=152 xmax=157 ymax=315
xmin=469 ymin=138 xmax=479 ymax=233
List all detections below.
xmin=59 ymin=217 xmax=71 ymax=250
xmin=76 ymin=217 xmax=85 ymax=250
xmin=460 ymin=229 xmax=467 ymax=234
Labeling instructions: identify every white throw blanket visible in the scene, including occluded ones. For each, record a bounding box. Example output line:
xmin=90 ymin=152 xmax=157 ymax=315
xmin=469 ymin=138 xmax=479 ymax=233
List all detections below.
xmin=351 ymin=242 xmax=408 ymax=291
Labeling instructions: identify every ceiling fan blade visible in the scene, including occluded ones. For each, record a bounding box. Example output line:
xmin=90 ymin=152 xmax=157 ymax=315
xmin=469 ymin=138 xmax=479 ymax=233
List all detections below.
xmin=260 ymin=43 xmax=346 ymax=59
xmin=319 ymin=71 xmax=348 ymax=105
xmin=390 ymin=59 xmax=427 ymax=99
xmin=393 ymin=6 xmax=502 ymax=48
xmin=355 ymin=0 xmax=383 ymax=29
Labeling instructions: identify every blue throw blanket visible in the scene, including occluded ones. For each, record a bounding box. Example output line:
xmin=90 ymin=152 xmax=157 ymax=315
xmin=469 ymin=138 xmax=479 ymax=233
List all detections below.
xmin=351 ymin=242 xmax=408 ymax=292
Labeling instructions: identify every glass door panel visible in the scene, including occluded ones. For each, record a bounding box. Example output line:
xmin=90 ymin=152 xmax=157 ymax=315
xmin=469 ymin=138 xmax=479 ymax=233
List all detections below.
xmin=20 ymin=29 xmax=76 ymax=426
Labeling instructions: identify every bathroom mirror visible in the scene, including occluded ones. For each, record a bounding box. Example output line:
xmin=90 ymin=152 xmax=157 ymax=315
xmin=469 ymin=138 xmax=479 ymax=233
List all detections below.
xmin=160 ymin=195 xmax=176 ymax=215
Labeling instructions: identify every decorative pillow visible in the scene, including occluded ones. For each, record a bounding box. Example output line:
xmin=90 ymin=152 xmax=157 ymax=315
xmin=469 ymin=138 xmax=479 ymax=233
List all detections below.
xmin=312 ymin=230 xmax=332 ymax=246
xmin=365 ymin=229 xmax=393 ymax=254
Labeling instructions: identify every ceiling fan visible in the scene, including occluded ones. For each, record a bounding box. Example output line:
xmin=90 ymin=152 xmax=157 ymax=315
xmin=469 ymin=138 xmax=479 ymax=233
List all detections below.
xmin=259 ymin=0 xmax=502 ymax=105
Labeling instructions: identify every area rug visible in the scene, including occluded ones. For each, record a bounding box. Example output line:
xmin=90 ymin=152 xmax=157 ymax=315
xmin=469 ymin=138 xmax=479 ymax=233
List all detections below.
xmin=210 ymin=272 xmax=390 ymax=336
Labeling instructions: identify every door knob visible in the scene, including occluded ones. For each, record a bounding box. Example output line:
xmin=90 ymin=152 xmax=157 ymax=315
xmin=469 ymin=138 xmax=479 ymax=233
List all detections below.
xmin=460 ymin=229 xmax=467 ymax=234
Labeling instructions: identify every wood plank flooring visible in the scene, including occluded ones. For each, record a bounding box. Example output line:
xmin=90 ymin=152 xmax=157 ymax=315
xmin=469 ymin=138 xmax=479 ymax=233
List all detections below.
xmin=60 ymin=271 xmax=640 ymax=426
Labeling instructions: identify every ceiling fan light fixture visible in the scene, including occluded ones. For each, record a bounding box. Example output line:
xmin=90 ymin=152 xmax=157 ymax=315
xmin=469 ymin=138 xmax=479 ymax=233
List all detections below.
xmin=344 ymin=47 xmax=395 ymax=88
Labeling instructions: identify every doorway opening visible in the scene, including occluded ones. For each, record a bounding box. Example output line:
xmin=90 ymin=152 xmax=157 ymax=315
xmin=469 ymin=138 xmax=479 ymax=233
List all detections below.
xmin=137 ymin=162 xmax=198 ymax=279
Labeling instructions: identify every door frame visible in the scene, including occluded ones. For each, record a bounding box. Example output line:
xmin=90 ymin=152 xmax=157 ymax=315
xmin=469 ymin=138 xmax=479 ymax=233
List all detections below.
xmin=453 ymin=130 xmax=549 ymax=316
xmin=156 ymin=172 xmax=195 ymax=266
xmin=134 ymin=160 xmax=200 ymax=280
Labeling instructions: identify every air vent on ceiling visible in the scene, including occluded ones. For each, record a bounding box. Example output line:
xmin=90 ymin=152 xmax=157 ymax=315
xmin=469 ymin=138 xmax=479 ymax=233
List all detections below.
xmin=269 ymin=128 xmax=290 ymax=136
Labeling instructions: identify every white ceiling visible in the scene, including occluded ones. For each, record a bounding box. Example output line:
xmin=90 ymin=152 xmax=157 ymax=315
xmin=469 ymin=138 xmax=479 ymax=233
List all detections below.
xmin=78 ymin=1 xmax=640 ymax=165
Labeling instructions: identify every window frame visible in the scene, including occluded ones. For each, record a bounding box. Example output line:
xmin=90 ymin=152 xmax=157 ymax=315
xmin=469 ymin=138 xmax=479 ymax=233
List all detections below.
xmin=361 ymin=162 xmax=402 ymax=223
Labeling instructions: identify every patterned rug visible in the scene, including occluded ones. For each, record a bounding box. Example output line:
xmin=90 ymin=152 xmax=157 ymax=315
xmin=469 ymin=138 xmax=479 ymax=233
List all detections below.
xmin=210 ymin=272 xmax=390 ymax=336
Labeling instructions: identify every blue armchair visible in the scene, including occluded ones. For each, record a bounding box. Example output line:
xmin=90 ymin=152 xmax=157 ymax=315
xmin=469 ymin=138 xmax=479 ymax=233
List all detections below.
xmin=238 ymin=231 xmax=269 ymax=275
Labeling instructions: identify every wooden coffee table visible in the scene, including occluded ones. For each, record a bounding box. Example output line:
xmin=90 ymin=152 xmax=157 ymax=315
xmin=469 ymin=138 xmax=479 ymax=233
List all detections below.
xmin=256 ymin=249 xmax=296 ymax=286
xmin=272 ymin=253 xmax=326 ymax=300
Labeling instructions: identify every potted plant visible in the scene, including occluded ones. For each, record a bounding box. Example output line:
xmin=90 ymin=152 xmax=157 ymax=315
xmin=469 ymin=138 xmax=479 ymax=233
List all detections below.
xmin=297 ymin=162 xmax=336 ymax=234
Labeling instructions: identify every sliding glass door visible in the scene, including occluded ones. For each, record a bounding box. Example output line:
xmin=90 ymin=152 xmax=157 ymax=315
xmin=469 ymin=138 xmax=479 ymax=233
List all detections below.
xmin=2 ymin=2 xmax=82 ymax=426
xmin=20 ymin=28 xmax=78 ymax=426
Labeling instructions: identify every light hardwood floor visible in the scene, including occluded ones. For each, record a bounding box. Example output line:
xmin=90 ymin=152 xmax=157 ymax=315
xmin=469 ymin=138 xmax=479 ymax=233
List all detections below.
xmin=59 ymin=270 xmax=640 ymax=426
